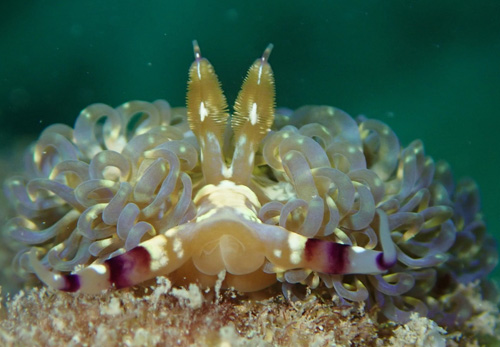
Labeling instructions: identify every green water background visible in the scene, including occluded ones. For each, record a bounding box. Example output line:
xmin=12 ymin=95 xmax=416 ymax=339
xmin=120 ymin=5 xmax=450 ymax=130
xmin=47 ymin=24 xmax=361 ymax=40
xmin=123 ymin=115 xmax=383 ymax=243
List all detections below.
xmin=1 ymin=1 xmax=499 ymax=282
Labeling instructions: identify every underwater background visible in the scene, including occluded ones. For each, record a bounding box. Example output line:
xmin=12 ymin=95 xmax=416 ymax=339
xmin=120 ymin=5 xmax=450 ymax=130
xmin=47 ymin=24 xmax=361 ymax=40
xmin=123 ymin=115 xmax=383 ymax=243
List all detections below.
xmin=0 ymin=0 xmax=499 ymax=284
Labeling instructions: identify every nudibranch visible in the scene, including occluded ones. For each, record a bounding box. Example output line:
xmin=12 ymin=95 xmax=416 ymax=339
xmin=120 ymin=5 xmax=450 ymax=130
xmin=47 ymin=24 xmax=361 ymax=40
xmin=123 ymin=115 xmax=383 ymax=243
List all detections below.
xmin=3 ymin=41 xmax=497 ymax=324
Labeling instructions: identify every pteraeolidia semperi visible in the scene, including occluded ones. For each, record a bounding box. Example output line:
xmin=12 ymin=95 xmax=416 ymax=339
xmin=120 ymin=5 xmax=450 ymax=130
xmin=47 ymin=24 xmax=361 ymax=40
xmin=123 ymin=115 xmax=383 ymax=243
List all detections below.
xmin=3 ymin=41 xmax=498 ymax=325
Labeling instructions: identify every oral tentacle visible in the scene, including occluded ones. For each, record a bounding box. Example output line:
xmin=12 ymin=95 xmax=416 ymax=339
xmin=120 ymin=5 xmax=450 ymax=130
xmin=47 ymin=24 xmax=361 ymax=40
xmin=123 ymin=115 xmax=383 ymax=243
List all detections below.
xmin=29 ymin=231 xmax=191 ymax=294
xmin=303 ymin=238 xmax=392 ymax=274
xmin=256 ymin=223 xmax=393 ymax=275
xmin=230 ymin=44 xmax=275 ymax=185
xmin=187 ymin=40 xmax=228 ymax=184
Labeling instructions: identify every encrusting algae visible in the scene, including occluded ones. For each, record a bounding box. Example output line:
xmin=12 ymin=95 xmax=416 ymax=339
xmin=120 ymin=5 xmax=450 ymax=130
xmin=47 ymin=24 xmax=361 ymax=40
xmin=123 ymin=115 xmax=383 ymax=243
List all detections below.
xmin=0 ymin=42 xmax=499 ymax=346
xmin=0 ymin=279 xmax=498 ymax=346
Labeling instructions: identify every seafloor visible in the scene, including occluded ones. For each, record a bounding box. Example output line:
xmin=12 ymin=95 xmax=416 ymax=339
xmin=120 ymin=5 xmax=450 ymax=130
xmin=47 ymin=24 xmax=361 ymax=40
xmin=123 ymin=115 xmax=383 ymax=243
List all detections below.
xmin=0 ymin=131 xmax=498 ymax=347
xmin=0 ymin=277 xmax=498 ymax=347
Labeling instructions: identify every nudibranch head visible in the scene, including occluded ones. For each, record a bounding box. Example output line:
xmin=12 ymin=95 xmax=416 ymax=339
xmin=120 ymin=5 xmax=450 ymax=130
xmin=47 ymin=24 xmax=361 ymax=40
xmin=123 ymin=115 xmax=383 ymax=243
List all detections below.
xmin=3 ymin=42 xmax=497 ymax=325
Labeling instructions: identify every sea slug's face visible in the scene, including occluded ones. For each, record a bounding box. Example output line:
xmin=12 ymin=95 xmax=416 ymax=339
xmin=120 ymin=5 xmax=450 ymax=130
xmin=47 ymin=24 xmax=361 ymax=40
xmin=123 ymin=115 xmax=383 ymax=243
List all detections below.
xmin=3 ymin=41 xmax=497 ymax=324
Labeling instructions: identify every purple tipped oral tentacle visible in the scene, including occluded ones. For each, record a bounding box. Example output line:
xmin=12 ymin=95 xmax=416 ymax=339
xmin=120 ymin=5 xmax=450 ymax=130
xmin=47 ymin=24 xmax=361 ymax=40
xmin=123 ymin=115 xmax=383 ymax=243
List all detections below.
xmin=304 ymin=238 xmax=393 ymax=275
xmin=105 ymin=246 xmax=151 ymax=289
xmin=61 ymin=274 xmax=81 ymax=292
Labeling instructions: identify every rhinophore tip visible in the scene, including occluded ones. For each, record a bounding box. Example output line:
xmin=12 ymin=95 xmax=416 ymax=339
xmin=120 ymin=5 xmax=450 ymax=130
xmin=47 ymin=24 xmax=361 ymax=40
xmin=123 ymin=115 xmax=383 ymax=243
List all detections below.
xmin=262 ymin=43 xmax=274 ymax=62
xmin=192 ymin=40 xmax=201 ymax=60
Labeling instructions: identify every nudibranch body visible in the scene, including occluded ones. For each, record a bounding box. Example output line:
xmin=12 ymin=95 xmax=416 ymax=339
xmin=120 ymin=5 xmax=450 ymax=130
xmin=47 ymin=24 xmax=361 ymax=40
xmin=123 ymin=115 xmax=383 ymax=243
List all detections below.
xmin=24 ymin=42 xmax=394 ymax=293
xmin=4 ymin=41 xmax=497 ymax=324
